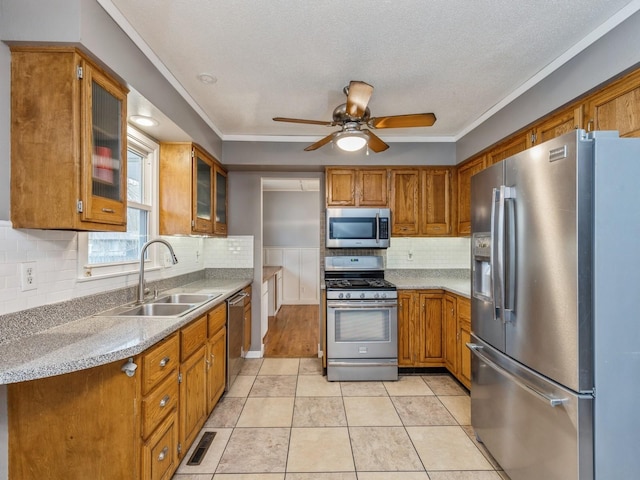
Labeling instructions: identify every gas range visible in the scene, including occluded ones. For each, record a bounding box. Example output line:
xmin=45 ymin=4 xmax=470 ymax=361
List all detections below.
xmin=324 ymin=255 xmax=397 ymax=300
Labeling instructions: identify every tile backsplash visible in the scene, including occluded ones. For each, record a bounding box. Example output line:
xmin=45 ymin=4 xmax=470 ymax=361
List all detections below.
xmin=386 ymin=237 xmax=470 ymax=269
xmin=0 ymin=220 xmax=254 ymax=316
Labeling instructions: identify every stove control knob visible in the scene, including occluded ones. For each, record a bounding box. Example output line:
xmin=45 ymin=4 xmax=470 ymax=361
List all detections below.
xmin=374 ymin=293 xmax=380 ymax=299
xmin=381 ymin=292 xmax=387 ymax=299
xmin=360 ymin=293 xmax=366 ymax=299
xmin=338 ymin=293 xmax=344 ymax=299
xmin=345 ymin=293 xmax=351 ymax=299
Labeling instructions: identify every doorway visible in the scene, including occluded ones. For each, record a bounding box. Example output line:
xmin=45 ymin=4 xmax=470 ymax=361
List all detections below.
xmin=261 ymin=177 xmax=321 ymax=358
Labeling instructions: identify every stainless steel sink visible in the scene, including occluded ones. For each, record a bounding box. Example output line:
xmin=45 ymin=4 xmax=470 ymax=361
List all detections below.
xmin=153 ymin=293 xmax=220 ymax=304
xmin=116 ymin=303 xmax=195 ymax=317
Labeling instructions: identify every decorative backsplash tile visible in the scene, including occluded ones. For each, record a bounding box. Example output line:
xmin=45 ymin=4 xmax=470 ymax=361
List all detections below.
xmin=386 ymin=237 xmax=470 ymax=269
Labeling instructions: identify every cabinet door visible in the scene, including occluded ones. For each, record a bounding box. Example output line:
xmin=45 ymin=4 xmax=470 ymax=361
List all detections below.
xmin=214 ymin=164 xmax=228 ymax=235
xmin=326 ymin=168 xmax=356 ymax=206
xmin=192 ymin=147 xmax=214 ymax=234
xmin=82 ymin=61 xmax=128 ymax=226
xmin=179 ymin=345 xmax=208 ymax=454
xmin=534 ymin=105 xmax=583 ymax=144
xmin=416 ymin=292 xmax=444 ymax=365
xmin=443 ymin=294 xmax=458 ymax=374
xmin=456 ymin=155 xmax=485 ymax=236
xmin=390 ymin=169 xmax=420 ymax=236
xmin=457 ymin=297 xmax=472 ymax=389
xmin=486 ymin=132 xmax=532 ymax=167
xmin=398 ymin=291 xmax=416 ymax=366
xmin=8 ymin=359 xmax=138 ymax=479
xmin=207 ymin=326 xmax=226 ymax=412
xmin=358 ymin=169 xmax=389 ymax=206
xmin=586 ymin=68 xmax=640 ymax=138
xmin=141 ymin=409 xmax=178 ymax=480
xmin=243 ymin=287 xmax=253 ymax=353
xmin=420 ymin=168 xmax=453 ymax=236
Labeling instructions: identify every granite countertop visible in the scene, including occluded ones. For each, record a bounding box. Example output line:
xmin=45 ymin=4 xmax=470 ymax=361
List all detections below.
xmin=262 ymin=265 xmax=282 ymax=282
xmin=385 ymin=269 xmax=471 ymax=298
xmin=0 ymin=278 xmax=251 ymax=385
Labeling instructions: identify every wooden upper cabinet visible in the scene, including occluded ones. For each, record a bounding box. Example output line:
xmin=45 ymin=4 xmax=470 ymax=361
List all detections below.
xmin=160 ymin=142 xmax=227 ymax=236
xmin=390 ymin=169 xmax=420 ymax=235
xmin=325 ymin=167 xmax=388 ymax=207
xmin=533 ymin=105 xmax=583 ymax=145
xmin=586 ymin=68 xmax=640 ymax=138
xmin=10 ymin=46 xmax=128 ymax=231
xmin=420 ymin=168 xmax=454 ymax=236
xmin=456 ymin=155 xmax=485 ymax=236
xmin=486 ymin=132 xmax=532 ymax=166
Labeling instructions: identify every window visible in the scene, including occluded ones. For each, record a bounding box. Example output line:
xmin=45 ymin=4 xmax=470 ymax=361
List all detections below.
xmin=78 ymin=127 xmax=158 ymax=278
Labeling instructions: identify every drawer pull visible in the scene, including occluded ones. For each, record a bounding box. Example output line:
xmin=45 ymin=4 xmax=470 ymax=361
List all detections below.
xmin=101 ymin=208 xmax=115 ymax=214
xmin=159 ymin=395 xmax=170 ymax=408
xmin=157 ymin=446 xmax=169 ymax=462
xmin=159 ymin=356 xmax=171 ymax=367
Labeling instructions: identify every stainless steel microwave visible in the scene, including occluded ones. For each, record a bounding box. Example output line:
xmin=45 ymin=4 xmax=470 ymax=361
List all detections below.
xmin=326 ymin=207 xmax=391 ymax=248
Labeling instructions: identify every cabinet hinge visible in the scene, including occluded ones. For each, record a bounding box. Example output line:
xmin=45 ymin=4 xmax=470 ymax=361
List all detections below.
xmin=191 ymin=150 xmax=195 ymax=159
xmin=531 ymin=133 xmax=537 ymax=144
xmin=177 ymin=443 xmax=182 ymax=455
xmin=76 ymin=66 xmax=83 ymax=79
xmin=76 ymin=200 xmax=83 ymax=213
xmin=178 ymin=372 xmax=183 ymax=384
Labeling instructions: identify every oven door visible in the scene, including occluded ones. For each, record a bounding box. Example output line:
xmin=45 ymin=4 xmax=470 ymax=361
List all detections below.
xmin=326 ymin=299 xmax=398 ymax=359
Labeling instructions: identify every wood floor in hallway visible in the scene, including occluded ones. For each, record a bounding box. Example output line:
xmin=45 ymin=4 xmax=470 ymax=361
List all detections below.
xmin=263 ymin=304 xmax=319 ymax=358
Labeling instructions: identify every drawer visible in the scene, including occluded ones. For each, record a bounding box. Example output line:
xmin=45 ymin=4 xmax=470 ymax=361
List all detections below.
xmin=141 ymin=409 xmax=178 ymax=480
xmin=141 ymin=334 xmax=179 ymax=396
xmin=207 ymin=303 xmax=226 ymax=337
xmin=181 ymin=314 xmax=207 ymax=361
xmin=141 ymin=372 xmax=179 ymax=439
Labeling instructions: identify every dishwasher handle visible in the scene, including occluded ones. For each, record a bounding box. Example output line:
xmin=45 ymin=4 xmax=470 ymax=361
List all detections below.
xmin=228 ymin=292 xmax=249 ymax=306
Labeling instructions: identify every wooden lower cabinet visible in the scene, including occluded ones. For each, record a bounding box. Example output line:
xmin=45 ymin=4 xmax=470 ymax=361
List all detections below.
xmin=398 ymin=290 xmax=444 ymax=366
xmin=398 ymin=290 xmax=472 ymax=389
xmin=6 ymin=297 xmax=237 ymax=480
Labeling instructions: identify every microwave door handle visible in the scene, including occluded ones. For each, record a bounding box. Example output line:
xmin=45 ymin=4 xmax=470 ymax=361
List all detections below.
xmin=375 ymin=213 xmax=380 ymax=244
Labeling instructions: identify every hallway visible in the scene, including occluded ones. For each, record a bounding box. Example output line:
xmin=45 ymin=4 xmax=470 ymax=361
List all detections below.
xmin=263 ymin=305 xmax=319 ymax=358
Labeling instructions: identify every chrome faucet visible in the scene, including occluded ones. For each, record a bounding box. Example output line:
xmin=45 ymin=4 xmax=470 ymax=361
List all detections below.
xmin=138 ymin=239 xmax=178 ymax=303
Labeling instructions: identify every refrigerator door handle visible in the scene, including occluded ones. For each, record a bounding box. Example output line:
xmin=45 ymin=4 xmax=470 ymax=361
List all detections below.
xmin=502 ymin=186 xmax=516 ymax=323
xmin=467 ymin=343 xmax=568 ymax=408
xmin=490 ymin=187 xmax=503 ymax=322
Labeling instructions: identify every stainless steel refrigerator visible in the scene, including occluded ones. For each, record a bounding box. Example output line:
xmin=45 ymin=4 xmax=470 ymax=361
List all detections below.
xmin=469 ymin=130 xmax=640 ymax=480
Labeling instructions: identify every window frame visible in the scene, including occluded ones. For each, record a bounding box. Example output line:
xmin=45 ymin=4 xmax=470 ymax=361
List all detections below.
xmin=77 ymin=126 xmax=160 ymax=280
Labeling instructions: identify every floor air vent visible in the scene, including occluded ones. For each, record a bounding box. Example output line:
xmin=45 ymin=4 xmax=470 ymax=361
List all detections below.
xmin=187 ymin=431 xmax=216 ymax=466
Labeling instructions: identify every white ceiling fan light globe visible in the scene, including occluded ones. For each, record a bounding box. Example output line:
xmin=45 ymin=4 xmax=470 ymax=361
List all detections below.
xmin=335 ymin=133 xmax=367 ymax=152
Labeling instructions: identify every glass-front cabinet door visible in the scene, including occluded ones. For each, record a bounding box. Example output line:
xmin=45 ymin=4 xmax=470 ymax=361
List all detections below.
xmin=82 ymin=61 xmax=127 ymax=226
xmin=192 ymin=147 xmax=214 ymax=233
xmin=214 ymin=165 xmax=228 ymax=235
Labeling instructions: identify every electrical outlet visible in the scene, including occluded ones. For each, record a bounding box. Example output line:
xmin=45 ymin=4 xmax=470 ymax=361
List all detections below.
xmin=407 ymin=250 xmax=414 ymax=261
xmin=20 ymin=262 xmax=37 ymax=291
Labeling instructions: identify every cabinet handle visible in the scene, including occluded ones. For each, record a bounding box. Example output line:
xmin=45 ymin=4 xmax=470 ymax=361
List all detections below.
xmin=159 ymin=356 xmax=171 ymax=367
xmin=587 ymin=119 xmax=594 ymax=132
xmin=120 ymin=358 xmax=137 ymax=377
xmin=157 ymin=446 xmax=169 ymax=462
xmin=101 ymin=208 xmax=115 ymax=214
xmin=159 ymin=395 xmax=170 ymax=408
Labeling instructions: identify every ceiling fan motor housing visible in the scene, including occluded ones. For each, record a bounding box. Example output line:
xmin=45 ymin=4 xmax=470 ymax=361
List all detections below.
xmin=333 ymin=103 xmax=371 ymax=123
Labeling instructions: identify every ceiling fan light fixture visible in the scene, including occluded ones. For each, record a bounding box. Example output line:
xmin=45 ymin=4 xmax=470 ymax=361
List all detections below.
xmin=335 ymin=131 xmax=367 ymax=152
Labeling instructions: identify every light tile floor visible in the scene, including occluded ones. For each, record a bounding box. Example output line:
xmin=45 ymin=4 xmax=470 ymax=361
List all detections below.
xmin=171 ymin=357 xmax=510 ymax=480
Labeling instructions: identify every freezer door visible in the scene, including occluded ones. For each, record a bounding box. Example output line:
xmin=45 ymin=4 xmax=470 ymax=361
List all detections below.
xmin=503 ymin=130 xmax=593 ymax=392
xmin=470 ymin=162 xmax=505 ymax=351
xmin=469 ymin=335 xmax=593 ymax=480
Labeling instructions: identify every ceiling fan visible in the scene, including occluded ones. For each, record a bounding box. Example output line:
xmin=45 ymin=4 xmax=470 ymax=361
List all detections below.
xmin=273 ymin=80 xmax=436 ymax=153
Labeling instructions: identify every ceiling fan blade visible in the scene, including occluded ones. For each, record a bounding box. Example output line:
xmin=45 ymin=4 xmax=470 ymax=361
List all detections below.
xmin=369 ymin=113 xmax=437 ymax=129
xmin=273 ymin=117 xmax=334 ymax=126
xmin=346 ymin=81 xmax=374 ymax=118
xmin=363 ymin=129 xmax=389 ymax=153
xmin=304 ymin=132 xmax=337 ymax=151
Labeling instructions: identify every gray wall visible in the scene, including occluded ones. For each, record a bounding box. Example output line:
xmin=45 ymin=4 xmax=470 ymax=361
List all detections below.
xmin=457 ymin=9 xmax=640 ymax=162
xmin=263 ymin=191 xmax=320 ymax=247
xmin=0 ymin=0 xmax=223 ymax=220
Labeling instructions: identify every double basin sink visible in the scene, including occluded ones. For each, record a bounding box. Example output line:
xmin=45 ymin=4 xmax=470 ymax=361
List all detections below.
xmin=96 ymin=293 xmax=222 ymax=318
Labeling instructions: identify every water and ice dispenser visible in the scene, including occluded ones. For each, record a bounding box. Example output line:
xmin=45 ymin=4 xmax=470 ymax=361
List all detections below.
xmin=472 ymin=233 xmax=492 ymax=302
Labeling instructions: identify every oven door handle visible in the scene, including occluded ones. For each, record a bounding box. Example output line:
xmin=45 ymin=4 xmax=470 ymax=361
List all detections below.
xmin=327 ymin=301 xmax=398 ymax=309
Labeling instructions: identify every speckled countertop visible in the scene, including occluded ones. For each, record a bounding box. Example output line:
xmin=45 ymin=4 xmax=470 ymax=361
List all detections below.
xmin=0 ymin=278 xmax=251 ymax=385
xmin=385 ymin=269 xmax=471 ymax=298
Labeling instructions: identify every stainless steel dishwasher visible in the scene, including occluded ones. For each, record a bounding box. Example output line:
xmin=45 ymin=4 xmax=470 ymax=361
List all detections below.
xmin=226 ymin=291 xmax=248 ymax=390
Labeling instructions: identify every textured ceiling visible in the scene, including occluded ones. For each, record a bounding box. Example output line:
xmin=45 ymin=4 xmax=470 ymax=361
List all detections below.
xmin=105 ymin=0 xmax=639 ymax=143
